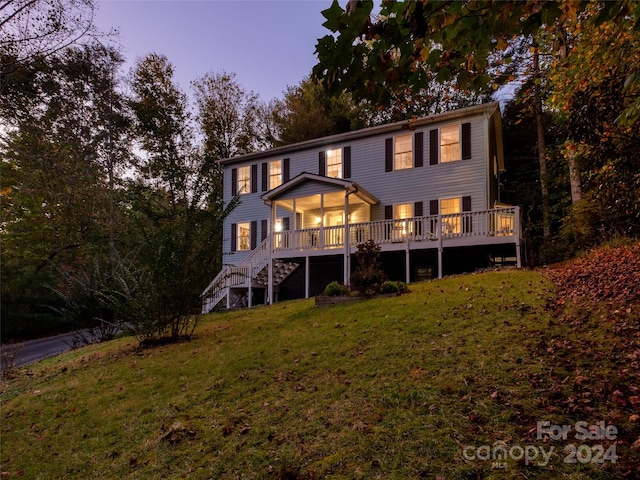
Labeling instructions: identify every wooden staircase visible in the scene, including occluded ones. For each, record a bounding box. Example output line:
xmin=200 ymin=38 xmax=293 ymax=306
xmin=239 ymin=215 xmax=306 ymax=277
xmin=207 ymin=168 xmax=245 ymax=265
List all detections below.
xmin=201 ymin=239 xmax=299 ymax=313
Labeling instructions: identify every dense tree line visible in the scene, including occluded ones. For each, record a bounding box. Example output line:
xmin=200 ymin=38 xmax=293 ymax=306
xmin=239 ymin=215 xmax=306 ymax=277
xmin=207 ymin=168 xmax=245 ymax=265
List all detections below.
xmin=1 ymin=2 xmax=272 ymax=342
xmin=2 ymin=0 xmax=638 ymax=342
xmin=0 ymin=1 xmax=378 ymax=342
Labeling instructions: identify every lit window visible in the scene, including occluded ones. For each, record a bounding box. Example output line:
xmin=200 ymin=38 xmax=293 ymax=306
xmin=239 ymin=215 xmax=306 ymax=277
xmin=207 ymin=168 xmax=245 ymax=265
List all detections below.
xmin=440 ymin=125 xmax=461 ymax=163
xmin=237 ymin=222 xmax=250 ymax=251
xmin=237 ymin=166 xmax=250 ymax=194
xmin=394 ymin=203 xmax=413 ymax=235
xmin=326 ymin=149 xmax=342 ymax=178
xmin=273 ymin=218 xmax=282 ymax=248
xmin=269 ymin=160 xmax=282 ymax=189
xmin=394 ymin=203 xmax=413 ymax=220
xmin=394 ymin=134 xmax=412 ymax=170
xmin=440 ymin=197 xmax=461 ymax=233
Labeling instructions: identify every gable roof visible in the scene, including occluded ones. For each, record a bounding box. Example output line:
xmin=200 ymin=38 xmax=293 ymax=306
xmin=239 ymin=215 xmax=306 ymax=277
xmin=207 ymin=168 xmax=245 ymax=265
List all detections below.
xmin=261 ymin=172 xmax=379 ymax=206
xmin=220 ymin=101 xmax=501 ymax=166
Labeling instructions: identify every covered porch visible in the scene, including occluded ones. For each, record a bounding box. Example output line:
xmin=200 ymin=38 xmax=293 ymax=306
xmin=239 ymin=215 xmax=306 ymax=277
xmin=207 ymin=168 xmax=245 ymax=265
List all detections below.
xmin=261 ymin=173 xmax=522 ymax=302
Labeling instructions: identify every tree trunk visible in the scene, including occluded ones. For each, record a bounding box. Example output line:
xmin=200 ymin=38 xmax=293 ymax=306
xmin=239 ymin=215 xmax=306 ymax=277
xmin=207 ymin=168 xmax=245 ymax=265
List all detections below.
xmin=532 ymin=45 xmax=551 ymax=238
xmin=566 ymin=142 xmax=582 ymax=204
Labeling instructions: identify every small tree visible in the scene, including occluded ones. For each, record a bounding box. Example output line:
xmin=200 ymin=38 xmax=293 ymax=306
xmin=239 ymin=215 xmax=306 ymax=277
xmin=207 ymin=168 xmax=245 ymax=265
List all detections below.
xmin=350 ymin=240 xmax=386 ymax=297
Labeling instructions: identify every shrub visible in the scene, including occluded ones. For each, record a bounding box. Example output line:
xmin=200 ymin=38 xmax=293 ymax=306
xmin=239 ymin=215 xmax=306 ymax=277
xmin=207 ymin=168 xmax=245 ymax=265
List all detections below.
xmin=381 ymin=280 xmax=410 ymax=294
xmin=381 ymin=280 xmax=400 ymax=294
xmin=323 ymin=281 xmax=351 ymax=297
xmin=350 ymin=240 xmax=386 ymax=297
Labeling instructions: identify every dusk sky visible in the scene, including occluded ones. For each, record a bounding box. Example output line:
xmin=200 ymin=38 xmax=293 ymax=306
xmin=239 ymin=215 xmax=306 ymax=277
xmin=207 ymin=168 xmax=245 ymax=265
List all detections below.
xmin=94 ymin=0 xmax=331 ymax=101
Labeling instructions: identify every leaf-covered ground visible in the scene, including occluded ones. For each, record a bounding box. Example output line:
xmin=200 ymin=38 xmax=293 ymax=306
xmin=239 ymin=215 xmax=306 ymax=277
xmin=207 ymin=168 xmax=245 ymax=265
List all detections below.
xmin=538 ymin=241 xmax=640 ymax=476
xmin=544 ymin=241 xmax=640 ymax=307
xmin=1 ymin=244 xmax=639 ymax=479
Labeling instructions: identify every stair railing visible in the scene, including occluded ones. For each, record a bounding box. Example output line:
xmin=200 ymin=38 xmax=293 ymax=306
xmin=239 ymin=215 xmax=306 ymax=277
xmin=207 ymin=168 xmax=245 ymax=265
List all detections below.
xmin=201 ymin=237 xmax=271 ymax=312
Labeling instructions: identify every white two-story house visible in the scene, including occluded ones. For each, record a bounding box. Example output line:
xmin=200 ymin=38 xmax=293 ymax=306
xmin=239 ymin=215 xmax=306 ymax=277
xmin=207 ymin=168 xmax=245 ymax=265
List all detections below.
xmin=202 ymin=102 xmax=521 ymax=312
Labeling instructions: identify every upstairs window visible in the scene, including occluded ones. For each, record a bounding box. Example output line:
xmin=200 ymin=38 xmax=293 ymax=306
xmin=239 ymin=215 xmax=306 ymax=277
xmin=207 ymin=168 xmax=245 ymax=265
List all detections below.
xmin=326 ymin=149 xmax=342 ymax=178
xmin=440 ymin=125 xmax=461 ymax=163
xmin=237 ymin=166 xmax=250 ymax=194
xmin=394 ymin=134 xmax=413 ymax=170
xmin=386 ymin=132 xmax=422 ymax=171
xmin=269 ymin=160 xmax=282 ymax=189
xmin=430 ymin=123 xmax=471 ymax=164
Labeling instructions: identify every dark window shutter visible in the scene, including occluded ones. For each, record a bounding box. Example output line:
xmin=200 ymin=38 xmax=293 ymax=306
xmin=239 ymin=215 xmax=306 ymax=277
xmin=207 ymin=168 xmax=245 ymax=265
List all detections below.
xmin=283 ymin=158 xmax=290 ymax=182
xmin=462 ymin=196 xmax=472 ymax=233
xmin=430 ymin=199 xmax=439 ymax=215
xmin=231 ymin=168 xmax=238 ymax=196
xmin=318 ymin=151 xmax=326 ymax=176
xmin=414 ymin=201 xmax=423 ymax=217
xmin=261 ymin=163 xmax=268 ymax=191
xmin=231 ymin=223 xmax=237 ymax=251
xmin=462 ymin=122 xmax=471 ymax=160
xmin=385 ymin=138 xmax=393 ymax=172
xmin=261 ymin=219 xmax=268 ymax=241
xmin=384 ymin=205 xmax=393 ymax=240
xmin=250 ymin=220 xmax=257 ymax=250
xmin=251 ymin=164 xmax=258 ymax=193
xmin=429 ymin=129 xmax=438 ymax=165
xmin=343 ymin=146 xmax=351 ymax=178
xmin=414 ymin=132 xmax=424 ymax=168
xmin=462 ymin=196 xmax=472 ymax=212
xmin=414 ymin=201 xmax=423 ymax=236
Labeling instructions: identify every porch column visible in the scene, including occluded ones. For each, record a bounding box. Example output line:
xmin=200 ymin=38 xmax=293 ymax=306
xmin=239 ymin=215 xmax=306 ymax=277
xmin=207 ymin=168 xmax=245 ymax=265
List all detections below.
xmin=437 ymin=213 xmax=443 ymax=279
xmin=515 ymin=206 xmax=522 ymax=268
xmin=292 ymin=198 xmax=297 ymax=249
xmin=344 ymin=192 xmax=350 ymax=285
xmin=319 ymin=194 xmax=325 ymax=249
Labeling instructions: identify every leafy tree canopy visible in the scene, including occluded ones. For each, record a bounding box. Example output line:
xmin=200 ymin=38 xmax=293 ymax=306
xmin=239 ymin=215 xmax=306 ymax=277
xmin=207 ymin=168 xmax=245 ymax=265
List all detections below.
xmin=313 ymin=0 xmax=640 ymax=122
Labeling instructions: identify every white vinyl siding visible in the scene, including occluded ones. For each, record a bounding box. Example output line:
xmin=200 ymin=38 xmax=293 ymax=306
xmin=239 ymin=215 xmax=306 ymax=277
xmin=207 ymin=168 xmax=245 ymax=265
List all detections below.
xmin=221 ymin=108 xmax=493 ymax=263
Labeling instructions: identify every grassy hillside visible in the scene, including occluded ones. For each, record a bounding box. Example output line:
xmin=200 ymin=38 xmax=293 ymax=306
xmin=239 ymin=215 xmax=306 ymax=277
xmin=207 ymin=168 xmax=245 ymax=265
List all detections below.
xmin=1 ymin=263 xmax=639 ymax=479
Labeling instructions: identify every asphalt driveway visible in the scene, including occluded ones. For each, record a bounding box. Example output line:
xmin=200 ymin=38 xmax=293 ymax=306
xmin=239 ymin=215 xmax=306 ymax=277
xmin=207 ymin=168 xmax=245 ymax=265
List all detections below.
xmin=1 ymin=330 xmax=94 ymax=370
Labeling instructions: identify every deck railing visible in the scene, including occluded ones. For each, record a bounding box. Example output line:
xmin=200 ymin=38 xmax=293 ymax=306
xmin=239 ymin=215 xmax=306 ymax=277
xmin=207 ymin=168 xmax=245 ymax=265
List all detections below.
xmin=201 ymin=238 xmax=270 ymax=312
xmin=272 ymin=207 xmax=518 ymax=252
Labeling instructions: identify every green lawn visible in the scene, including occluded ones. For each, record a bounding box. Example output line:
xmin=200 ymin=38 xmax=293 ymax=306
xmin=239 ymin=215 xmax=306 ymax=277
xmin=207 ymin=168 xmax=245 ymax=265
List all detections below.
xmin=2 ymin=269 xmax=638 ymax=479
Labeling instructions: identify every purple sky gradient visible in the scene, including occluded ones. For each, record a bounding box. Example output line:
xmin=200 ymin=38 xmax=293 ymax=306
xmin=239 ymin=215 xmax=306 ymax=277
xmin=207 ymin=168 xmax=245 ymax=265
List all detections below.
xmin=94 ymin=0 xmax=331 ymax=101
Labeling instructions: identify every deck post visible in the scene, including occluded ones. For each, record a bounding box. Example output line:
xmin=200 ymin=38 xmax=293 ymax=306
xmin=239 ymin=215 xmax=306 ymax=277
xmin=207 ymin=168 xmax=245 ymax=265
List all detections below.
xmin=438 ymin=213 xmax=443 ymax=279
xmin=268 ymin=212 xmax=274 ymax=305
xmin=405 ymin=219 xmax=410 ymax=284
xmin=515 ymin=206 xmax=522 ymax=268
xmin=305 ymin=256 xmax=310 ymax=299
